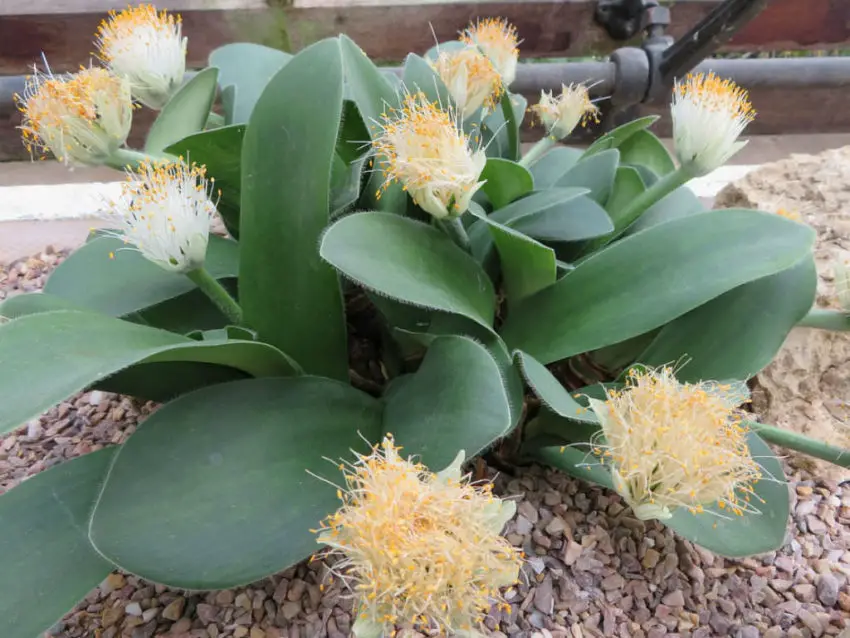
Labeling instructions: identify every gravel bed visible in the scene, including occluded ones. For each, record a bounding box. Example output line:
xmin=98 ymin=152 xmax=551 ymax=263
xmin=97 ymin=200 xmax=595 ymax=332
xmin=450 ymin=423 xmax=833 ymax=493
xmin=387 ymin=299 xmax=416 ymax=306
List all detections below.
xmin=1 ymin=252 xmax=849 ymax=638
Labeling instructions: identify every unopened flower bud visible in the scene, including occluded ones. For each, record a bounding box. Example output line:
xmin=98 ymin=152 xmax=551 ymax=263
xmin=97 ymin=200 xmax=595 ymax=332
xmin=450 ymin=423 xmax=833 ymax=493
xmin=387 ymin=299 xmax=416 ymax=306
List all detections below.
xmin=530 ymin=83 xmax=600 ymax=141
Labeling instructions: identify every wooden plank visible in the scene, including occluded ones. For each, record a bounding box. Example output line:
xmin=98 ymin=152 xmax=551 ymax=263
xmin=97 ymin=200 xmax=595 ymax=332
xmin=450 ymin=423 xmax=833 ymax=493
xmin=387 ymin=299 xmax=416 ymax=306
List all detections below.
xmin=1 ymin=0 xmax=849 ymax=75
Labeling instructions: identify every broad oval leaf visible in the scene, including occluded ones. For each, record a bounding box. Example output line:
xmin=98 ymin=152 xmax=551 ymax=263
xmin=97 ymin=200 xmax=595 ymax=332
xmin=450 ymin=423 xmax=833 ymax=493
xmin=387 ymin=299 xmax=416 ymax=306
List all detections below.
xmin=320 ymin=212 xmax=496 ymax=329
xmin=624 ymin=185 xmax=706 ymax=235
xmin=240 ymin=38 xmax=348 ymax=380
xmin=145 ymin=67 xmax=219 ymax=154
xmin=555 ymin=149 xmax=619 ymax=204
xmin=529 ymin=147 xmax=584 ymax=188
xmin=0 ymin=310 xmax=299 ymax=435
xmin=509 ymin=195 xmax=614 ymax=243
xmin=605 ymin=166 xmax=646 ymax=230
xmin=488 ymin=188 xmax=588 ymax=226
xmin=402 ymin=53 xmax=454 ymax=109
xmin=500 ymin=210 xmax=816 ymax=363
xmin=209 ymin=43 xmax=292 ymax=124
xmin=639 ymin=256 xmax=817 ymax=381
xmin=165 ymin=124 xmax=246 ymax=238
xmin=44 ymin=235 xmax=239 ymax=318
xmin=481 ymin=158 xmax=534 ymax=209
xmin=382 ymin=336 xmax=511 ymax=469
xmin=582 ymin=115 xmax=660 ymax=158
xmin=484 ymin=218 xmax=556 ymax=307
xmin=89 ymin=377 xmax=382 ymax=589
xmin=618 ymin=129 xmax=676 ymax=177
xmin=0 ymin=449 xmax=116 ymax=638
xmin=514 ymin=351 xmax=598 ymax=423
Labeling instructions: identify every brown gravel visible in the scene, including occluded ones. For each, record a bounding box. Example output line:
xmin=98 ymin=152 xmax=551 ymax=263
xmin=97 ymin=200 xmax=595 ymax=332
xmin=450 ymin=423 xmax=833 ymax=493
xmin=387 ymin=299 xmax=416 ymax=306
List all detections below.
xmin=1 ymin=251 xmax=849 ymax=638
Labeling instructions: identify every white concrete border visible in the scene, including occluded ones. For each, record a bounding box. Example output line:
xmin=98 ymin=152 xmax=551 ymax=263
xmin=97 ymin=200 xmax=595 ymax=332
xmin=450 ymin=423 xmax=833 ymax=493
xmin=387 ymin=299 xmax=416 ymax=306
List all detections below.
xmin=0 ymin=164 xmax=760 ymax=222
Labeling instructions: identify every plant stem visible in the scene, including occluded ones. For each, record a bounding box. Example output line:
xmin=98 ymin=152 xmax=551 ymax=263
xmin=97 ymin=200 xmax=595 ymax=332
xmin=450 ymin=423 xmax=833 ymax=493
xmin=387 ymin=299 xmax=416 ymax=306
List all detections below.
xmin=500 ymin=92 xmax=520 ymax=162
xmin=437 ymin=217 xmax=472 ymax=253
xmin=797 ymin=307 xmax=850 ymax=331
xmin=750 ymin=422 xmax=850 ymax=469
xmin=105 ymin=148 xmax=157 ymax=172
xmin=518 ymin=137 xmax=557 ymax=168
xmin=186 ymin=268 xmax=244 ymax=325
xmin=610 ymin=166 xmax=693 ymax=237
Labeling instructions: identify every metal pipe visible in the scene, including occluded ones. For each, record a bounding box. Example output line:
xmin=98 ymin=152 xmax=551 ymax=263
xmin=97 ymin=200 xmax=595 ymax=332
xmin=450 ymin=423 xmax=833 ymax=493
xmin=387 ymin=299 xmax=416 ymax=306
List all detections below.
xmin=2 ymin=55 xmax=849 ymax=113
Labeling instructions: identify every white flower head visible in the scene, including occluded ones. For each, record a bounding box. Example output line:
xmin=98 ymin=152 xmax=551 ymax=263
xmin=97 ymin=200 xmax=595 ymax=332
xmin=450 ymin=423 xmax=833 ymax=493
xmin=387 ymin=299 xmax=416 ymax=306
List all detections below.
xmin=431 ymin=47 xmax=503 ymax=119
xmin=16 ymin=65 xmax=133 ymax=167
xmin=530 ymin=83 xmax=600 ymax=141
xmin=372 ymin=91 xmax=487 ymax=220
xmin=314 ymin=435 xmax=521 ymax=637
xmin=96 ymin=4 xmax=187 ymax=110
xmin=671 ymin=72 xmax=755 ymax=176
xmin=587 ymin=367 xmax=763 ymax=521
xmin=105 ymin=160 xmax=216 ymax=273
xmin=460 ymin=18 xmax=520 ymax=86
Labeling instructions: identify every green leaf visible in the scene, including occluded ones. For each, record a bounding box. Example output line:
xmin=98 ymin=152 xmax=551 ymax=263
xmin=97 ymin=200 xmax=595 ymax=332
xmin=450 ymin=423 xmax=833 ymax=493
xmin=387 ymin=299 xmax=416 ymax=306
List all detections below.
xmin=320 ymin=212 xmax=496 ymax=329
xmin=481 ymin=158 xmax=534 ymax=209
xmin=0 ymin=450 xmax=116 ymax=638
xmin=88 ymin=377 xmax=382 ymax=588
xmin=618 ymin=129 xmax=676 ymax=177
xmin=666 ymin=432 xmax=789 ymax=557
xmin=514 ymin=351 xmax=598 ymax=423
xmin=130 ymin=287 xmax=233 ymax=334
xmin=209 ymin=43 xmax=292 ymax=124
xmin=509 ymin=195 xmax=614 ymax=243
xmin=97 ymin=361 xmax=248 ymax=402
xmin=481 ymin=93 xmax=527 ymax=160
xmin=0 ymin=311 xmax=298 ymax=435
xmin=639 ymin=256 xmax=817 ymax=381
xmin=44 ymin=235 xmax=239 ymax=318
xmin=624 ymin=185 xmax=706 ymax=235
xmin=582 ymin=116 xmax=660 ymax=157
xmin=402 ymin=53 xmax=453 ymax=108
xmin=485 ymin=219 xmax=556 ymax=307
xmin=240 ymin=39 xmax=348 ymax=380
xmin=487 ymin=188 xmax=587 ymax=225
xmin=499 ymin=210 xmax=816 ymax=364
xmin=555 ymin=149 xmax=619 ymax=204
xmin=145 ymin=67 xmax=219 ymax=154
xmin=529 ymin=147 xmax=584 ymax=188
xmin=605 ymin=166 xmax=646 ymax=230
xmin=383 ymin=336 xmax=511 ymax=469
xmin=0 ymin=292 xmax=89 ymax=318
xmin=165 ymin=124 xmax=246 ymax=238
xmin=528 ymin=441 xmax=614 ymax=489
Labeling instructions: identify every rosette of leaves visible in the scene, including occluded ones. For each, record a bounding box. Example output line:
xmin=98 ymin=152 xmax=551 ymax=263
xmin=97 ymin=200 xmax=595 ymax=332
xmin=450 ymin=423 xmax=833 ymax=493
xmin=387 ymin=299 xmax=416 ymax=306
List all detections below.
xmin=0 ymin=31 xmax=828 ymax=638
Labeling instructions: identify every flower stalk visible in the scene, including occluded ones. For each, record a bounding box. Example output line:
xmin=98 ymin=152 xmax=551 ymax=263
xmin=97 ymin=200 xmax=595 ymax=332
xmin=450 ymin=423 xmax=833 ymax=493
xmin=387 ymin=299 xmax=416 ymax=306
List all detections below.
xmin=749 ymin=422 xmax=850 ymax=469
xmin=437 ymin=217 xmax=472 ymax=253
xmin=518 ymin=137 xmax=557 ymax=168
xmin=186 ymin=267 xmax=243 ymax=325
xmin=797 ymin=308 xmax=850 ymax=331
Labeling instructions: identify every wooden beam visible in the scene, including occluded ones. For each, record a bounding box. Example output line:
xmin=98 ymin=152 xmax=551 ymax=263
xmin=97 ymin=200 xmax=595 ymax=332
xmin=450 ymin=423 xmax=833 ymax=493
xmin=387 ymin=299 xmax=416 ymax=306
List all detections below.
xmin=1 ymin=0 xmax=849 ymax=75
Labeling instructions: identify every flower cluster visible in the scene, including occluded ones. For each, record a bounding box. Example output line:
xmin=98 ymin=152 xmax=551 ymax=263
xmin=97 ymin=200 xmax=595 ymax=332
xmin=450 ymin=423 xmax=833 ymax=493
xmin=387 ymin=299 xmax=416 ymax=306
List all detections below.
xmin=372 ymin=92 xmax=487 ymax=220
xmin=586 ymin=367 xmax=763 ymax=522
xmin=671 ymin=72 xmax=755 ymax=176
xmin=531 ymin=83 xmax=600 ymax=141
xmin=96 ymin=3 xmax=187 ymax=109
xmin=16 ymin=67 xmax=133 ymax=166
xmin=315 ymin=437 xmax=521 ymax=637
xmin=460 ymin=18 xmax=519 ymax=85
xmin=104 ymin=159 xmax=216 ymax=273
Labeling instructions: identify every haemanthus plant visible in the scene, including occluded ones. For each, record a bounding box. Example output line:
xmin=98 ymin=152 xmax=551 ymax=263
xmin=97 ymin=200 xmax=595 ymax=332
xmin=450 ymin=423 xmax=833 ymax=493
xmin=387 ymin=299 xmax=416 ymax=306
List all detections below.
xmin=1 ymin=5 xmax=848 ymax=638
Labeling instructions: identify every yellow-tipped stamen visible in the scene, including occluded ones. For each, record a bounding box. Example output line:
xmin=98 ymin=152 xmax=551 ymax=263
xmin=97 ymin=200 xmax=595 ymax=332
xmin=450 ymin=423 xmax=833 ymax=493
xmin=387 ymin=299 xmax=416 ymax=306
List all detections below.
xmin=372 ymin=92 xmax=486 ymax=220
xmin=16 ymin=65 xmax=133 ymax=167
xmin=671 ymin=72 xmax=755 ymax=176
xmin=314 ymin=437 xmax=521 ymax=637
xmin=587 ymin=367 xmax=763 ymax=521
xmin=431 ymin=47 xmax=504 ymax=119
xmin=96 ymin=4 xmax=187 ymax=110
xmin=460 ymin=17 xmax=520 ymax=86
xmin=530 ymin=83 xmax=600 ymax=141
xmin=103 ymin=160 xmax=216 ymax=273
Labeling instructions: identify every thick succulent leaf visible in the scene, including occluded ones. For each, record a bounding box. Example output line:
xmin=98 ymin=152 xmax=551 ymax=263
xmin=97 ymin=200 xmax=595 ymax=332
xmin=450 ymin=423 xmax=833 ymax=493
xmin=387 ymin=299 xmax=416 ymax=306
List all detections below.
xmin=145 ymin=67 xmax=219 ymax=154
xmin=240 ymin=39 xmax=348 ymax=380
xmin=509 ymin=195 xmax=614 ymax=243
xmin=0 ymin=450 xmax=116 ymax=638
xmin=624 ymin=185 xmax=706 ymax=235
xmin=499 ymin=210 xmax=816 ymax=364
xmin=487 ymin=188 xmax=588 ymax=226
xmin=666 ymin=432 xmax=790 ymax=557
xmin=0 ymin=310 xmax=298 ymax=435
xmin=582 ymin=116 xmax=660 ymax=157
xmin=555 ymin=149 xmax=619 ymax=204
xmin=482 ymin=93 xmax=527 ymax=160
xmin=528 ymin=147 xmax=584 ymax=188
xmin=640 ymin=256 xmax=817 ymax=381
xmin=209 ymin=43 xmax=292 ymax=123
xmin=165 ymin=124 xmax=246 ymax=238
xmin=604 ymin=166 xmax=646 ymax=231
xmin=481 ymin=158 xmax=534 ymax=209
xmin=43 ymin=235 xmax=239 ymax=318
xmin=618 ymin=129 xmax=676 ymax=177
xmin=88 ymin=377 xmax=382 ymax=589
xmin=320 ymin=212 xmax=496 ymax=329
xmin=382 ymin=336 xmax=511 ymax=469
xmin=514 ymin=351 xmax=598 ymax=423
